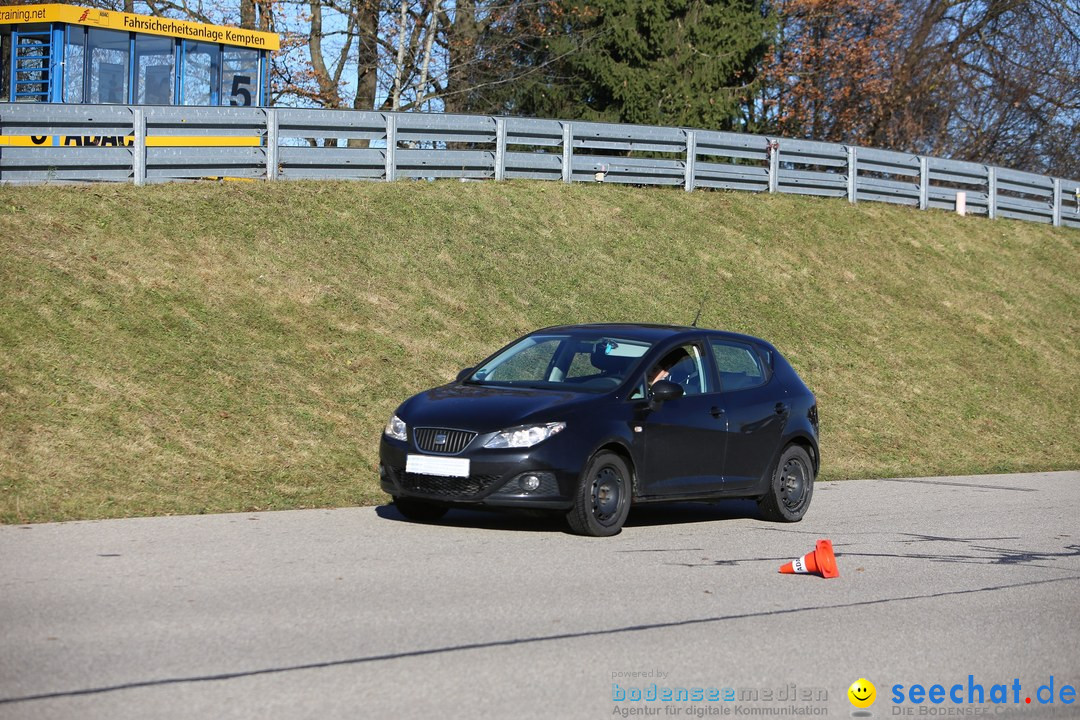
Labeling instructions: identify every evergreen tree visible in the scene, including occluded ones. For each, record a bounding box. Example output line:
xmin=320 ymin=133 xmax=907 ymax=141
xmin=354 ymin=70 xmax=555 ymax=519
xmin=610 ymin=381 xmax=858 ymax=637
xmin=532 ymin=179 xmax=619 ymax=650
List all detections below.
xmin=505 ymin=0 xmax=771 ymax=130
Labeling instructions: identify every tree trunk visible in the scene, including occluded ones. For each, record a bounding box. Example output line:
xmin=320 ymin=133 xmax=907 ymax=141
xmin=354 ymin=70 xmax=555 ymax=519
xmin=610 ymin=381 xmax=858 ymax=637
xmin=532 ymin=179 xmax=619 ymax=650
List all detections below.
xmin=240 ymin=0 xmax=256 ymax=29
xmin=349 ymin=0 xmax=379 ymax=147
xmin=444 ymin=0 xmax=479 ymax=114
xmin=307 ymin=0 xmax=340 ymax=109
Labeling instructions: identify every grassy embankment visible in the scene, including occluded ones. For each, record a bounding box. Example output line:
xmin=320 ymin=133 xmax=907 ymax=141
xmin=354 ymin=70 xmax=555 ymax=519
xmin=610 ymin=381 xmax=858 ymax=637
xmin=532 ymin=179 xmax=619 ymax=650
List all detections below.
xmin=1 ymin=181 xmax=1077 ymax=523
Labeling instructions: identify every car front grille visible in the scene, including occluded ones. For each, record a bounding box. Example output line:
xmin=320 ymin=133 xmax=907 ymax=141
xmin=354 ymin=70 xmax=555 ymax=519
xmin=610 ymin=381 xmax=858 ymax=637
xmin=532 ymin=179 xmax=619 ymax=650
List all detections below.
xmin=398 ymin=471 xmax=500 ymax=499
xmin=413 ymin=427 xmax=477 ymax=455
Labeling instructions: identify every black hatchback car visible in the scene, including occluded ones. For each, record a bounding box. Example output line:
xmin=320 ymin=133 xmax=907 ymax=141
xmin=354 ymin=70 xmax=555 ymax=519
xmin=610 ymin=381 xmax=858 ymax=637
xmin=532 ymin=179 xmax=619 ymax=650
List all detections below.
xmin=379 ymin=324 xmax=819 ymax=536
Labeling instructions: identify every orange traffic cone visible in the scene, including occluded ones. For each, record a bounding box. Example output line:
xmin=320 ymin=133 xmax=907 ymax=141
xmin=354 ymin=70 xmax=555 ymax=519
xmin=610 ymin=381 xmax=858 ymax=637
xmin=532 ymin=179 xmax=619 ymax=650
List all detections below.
xmin=779 ymin=539 xmax=839 ymax=578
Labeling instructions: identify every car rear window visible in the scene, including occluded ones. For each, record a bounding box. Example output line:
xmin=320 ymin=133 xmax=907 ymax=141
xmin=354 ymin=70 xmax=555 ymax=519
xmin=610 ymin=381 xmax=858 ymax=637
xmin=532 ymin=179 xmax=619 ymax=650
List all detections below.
xmin=711 ymin=340 xmax=767 ymax=391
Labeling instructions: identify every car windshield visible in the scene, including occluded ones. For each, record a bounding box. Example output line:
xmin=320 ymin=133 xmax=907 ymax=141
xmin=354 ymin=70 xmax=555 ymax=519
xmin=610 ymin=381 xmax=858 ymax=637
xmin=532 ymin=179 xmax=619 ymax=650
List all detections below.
xmin=468 ymin=333 xmax=653 ymax=392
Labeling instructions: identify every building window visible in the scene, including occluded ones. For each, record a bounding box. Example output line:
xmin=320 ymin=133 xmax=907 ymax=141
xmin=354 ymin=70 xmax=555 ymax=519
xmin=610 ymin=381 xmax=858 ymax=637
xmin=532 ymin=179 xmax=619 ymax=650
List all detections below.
xmin=134 ymin=34 xmax=174 ymax=104
xmin=222 ymin=46 xmax=258 ymax=106
xmin=64 ymin=26 xmax=86 ymax=103
xmin=88 ymin=28 xmax=128 ymax=104
xmin=181 ymin=41 xmax=220 ymax=106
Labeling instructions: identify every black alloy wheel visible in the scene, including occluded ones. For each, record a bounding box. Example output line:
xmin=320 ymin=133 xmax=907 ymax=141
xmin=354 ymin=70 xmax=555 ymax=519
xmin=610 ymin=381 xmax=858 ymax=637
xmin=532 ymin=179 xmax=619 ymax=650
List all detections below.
xmin=567 ymin=451 xmax=632 ymax=536
xmin=758 ymin=445 xmax=814 ymax=522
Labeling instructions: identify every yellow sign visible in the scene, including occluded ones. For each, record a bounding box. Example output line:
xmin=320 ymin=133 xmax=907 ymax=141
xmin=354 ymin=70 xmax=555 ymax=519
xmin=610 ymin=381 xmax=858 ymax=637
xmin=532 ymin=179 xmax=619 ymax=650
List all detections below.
xmin=0 ymin=4 xmax=279 ymax=51
xmin=0 ymin=134 xmax=261 ymax=148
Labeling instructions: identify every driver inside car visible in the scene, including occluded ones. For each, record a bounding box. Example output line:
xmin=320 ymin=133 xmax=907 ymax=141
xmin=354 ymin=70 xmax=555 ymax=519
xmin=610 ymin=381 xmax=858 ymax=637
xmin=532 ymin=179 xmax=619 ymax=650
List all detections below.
xmin=649 ymin=348 xmax=694 ymax=387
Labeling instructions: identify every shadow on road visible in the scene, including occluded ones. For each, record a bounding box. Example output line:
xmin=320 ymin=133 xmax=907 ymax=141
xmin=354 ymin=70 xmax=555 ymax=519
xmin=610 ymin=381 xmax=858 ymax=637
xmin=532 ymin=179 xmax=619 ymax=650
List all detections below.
xmin=375 ymin=499 xmax=763 ymax=534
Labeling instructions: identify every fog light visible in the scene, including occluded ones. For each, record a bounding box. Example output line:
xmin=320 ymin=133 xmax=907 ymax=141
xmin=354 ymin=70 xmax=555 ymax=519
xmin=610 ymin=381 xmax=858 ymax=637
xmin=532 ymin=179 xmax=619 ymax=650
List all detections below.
xmin=378 ymin=464 xmax=387 ymax=478
xmin=520 ymin=474 xmax=542 ymax=492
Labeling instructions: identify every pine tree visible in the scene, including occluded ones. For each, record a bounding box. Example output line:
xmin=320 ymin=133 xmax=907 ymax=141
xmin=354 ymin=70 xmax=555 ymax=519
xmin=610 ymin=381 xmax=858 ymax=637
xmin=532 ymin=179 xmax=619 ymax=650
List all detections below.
xmin=548 ymin=0 xmax=772 ymax=129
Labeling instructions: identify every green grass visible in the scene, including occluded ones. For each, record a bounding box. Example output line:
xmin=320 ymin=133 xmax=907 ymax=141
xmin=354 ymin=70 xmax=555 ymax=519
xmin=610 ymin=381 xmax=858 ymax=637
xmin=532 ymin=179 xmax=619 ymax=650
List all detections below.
xmin=1 ymin=181 xmax=1078 ymax=523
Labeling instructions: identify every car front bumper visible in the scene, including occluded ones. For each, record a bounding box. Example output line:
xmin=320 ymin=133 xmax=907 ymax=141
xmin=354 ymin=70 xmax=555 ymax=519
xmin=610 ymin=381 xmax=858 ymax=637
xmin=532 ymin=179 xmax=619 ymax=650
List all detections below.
xmin=379 ymin=436 xmax=579 ymax=510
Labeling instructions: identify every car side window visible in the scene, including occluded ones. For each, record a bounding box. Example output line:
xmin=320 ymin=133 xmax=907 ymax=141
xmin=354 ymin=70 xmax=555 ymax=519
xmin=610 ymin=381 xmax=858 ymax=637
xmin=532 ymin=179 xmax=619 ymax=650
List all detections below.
xmin=630 ymin=343 xmax=712 ymax=398
xmin=711 ymin=340 xmax=767 ymax=392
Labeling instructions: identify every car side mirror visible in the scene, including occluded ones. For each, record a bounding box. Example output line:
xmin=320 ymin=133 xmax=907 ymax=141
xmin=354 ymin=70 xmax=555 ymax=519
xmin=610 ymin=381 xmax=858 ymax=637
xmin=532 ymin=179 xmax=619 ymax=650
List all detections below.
xmin=456 ymin=367 xmax=474 ymax=382
xmin=650 ymin=380 xmax=684 ymax=403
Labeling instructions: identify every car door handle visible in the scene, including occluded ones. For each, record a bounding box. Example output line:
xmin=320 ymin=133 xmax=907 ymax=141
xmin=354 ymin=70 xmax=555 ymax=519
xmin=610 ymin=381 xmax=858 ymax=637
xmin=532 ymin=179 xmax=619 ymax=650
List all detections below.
xmin=710 ymin=406 xmax=725 ymax=418
xmin=775 ymin=402 xmax=789 ymax=416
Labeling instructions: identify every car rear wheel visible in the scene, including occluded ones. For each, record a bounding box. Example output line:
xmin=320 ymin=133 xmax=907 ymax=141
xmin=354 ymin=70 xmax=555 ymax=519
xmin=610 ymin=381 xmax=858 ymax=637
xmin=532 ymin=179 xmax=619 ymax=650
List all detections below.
xmin=393 ymin=496 xmax=448 ymax=523
xmin=567 ymin=451 xmax=631 ymax=537
xmin=757 ymin=445 xmax=814 ymax=522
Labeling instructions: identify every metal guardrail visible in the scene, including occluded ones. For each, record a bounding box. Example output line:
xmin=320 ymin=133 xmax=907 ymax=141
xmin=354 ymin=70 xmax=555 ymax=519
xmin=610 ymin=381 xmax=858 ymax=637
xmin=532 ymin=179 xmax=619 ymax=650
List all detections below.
xmin=1 ymin=103 xmax=1078 ymax=229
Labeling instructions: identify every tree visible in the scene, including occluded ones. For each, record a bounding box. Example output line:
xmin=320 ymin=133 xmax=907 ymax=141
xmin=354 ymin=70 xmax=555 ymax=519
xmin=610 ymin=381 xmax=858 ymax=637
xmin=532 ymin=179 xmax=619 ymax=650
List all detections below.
xmin=433 ymin=0 xmax=575 ymax=115
xmin=532 ymin=0 xmax=773 ymax=129
xmin=441 ymin=0 xmax=479 ymax=113
xmin=272 ymin=0 xmax=442 ymax=112
xmin=869 ymin=0 xmax=1080 ymax=176
xmin=763 ymin=0 xmax=1080 ymax=176
xmin=458 ymin=2 xmax=605 ymax=118
xmin=760 ymin=0 xmax=902 ymax=141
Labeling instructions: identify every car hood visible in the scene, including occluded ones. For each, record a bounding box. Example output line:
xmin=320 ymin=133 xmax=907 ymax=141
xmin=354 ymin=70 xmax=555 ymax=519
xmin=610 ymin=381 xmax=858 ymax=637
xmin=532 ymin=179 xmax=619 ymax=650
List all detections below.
xmin=398 ymin=383 xmax=594 ymax=432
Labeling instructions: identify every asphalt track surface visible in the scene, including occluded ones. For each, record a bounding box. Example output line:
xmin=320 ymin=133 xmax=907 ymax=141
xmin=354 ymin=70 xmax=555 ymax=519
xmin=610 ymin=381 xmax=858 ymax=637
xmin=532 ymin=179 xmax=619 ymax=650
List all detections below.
xmin=2 ymin=471 xmax=1078 ymax=720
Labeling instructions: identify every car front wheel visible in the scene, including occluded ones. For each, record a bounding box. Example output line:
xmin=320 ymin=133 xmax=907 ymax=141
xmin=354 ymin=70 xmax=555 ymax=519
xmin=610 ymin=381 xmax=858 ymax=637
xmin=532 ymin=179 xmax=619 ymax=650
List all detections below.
xmin=567 ymin=451 xmax=632 ymax=537
xmin=393 ymin=496 xmax=448 ymax=523
xmin=758 ymin=445 xmax=814 ymax=522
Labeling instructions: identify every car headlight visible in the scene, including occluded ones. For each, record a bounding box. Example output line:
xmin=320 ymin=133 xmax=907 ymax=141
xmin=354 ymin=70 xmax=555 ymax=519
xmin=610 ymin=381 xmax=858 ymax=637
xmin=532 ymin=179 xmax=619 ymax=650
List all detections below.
xmin=484 ymin=422 xmax=566 ymax=449
xmin=384 ymin=414 xmax=407 ymax=442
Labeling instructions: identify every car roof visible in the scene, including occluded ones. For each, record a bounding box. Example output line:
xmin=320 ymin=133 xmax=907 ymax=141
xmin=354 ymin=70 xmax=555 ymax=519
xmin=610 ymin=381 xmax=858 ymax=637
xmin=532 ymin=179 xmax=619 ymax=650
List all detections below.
xmin=534 ymin=323 xmax=773 ymax=349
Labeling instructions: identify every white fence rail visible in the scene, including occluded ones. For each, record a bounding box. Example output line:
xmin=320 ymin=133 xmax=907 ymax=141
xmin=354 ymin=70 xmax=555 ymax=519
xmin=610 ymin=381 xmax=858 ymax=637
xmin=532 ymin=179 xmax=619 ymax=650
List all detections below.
xmin=1 ymin=103 xmax=1078 ymax=229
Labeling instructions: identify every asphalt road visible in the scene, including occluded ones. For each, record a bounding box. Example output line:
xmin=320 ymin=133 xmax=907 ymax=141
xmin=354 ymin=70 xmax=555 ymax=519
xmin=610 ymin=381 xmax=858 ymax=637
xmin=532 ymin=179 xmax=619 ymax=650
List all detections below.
xmin=2 ymin=471 xmax=1079 ymax=720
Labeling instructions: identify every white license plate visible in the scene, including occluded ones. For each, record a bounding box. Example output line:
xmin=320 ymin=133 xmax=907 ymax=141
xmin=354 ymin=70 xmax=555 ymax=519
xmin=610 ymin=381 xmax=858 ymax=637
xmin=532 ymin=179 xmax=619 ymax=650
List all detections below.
xmin=406 ymin=454 xmax=471 ymax=478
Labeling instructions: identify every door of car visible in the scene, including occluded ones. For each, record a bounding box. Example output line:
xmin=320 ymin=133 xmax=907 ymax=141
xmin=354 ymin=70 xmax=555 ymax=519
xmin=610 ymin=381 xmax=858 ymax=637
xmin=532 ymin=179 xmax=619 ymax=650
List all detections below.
xmin=709 ymin=339 xmax=786 ymax=491
xmin=633 ymin=341 xmax=727 ymax=496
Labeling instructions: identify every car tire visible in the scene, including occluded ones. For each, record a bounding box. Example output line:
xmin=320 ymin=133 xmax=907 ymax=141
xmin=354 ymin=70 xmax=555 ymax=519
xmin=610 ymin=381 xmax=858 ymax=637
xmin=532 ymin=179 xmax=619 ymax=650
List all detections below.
xmin=757 ymin=445 xmax=814 ymax=522
xmin=566 ymin=451 xmax=632 ymax=537
xmin=393 ymin=496 xmax=448 ymax=523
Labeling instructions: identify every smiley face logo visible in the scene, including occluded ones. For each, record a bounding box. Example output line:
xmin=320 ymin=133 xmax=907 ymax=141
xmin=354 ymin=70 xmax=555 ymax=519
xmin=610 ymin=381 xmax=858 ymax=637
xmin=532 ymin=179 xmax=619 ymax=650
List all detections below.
xmin=848 ymin=678 xmax=876 ymax=708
